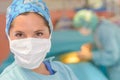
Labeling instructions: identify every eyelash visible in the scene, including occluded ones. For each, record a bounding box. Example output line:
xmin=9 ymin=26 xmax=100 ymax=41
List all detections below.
xmin=14 ymin=32 xmax=44 ymax=38
xmin=36 ymin=32 xmax=43 ymax=36
xmin=15 ymin=33 xmax=23 ymax=37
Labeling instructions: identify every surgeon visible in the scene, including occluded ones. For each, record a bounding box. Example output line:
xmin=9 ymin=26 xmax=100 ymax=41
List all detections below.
xmin=73 ymin=9 xmax=120 ymax=80
xmin=0 ymin=0 xmax=79 ymax=80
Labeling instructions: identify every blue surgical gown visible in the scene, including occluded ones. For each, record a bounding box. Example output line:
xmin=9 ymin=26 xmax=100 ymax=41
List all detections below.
xmin=92 ymin=20 xmax=120 ymax=80
xmin=0 ymin=58 xmax=78 ymax=80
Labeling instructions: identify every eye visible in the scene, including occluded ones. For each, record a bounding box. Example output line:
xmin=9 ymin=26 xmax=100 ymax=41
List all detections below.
xmin=34 ymin=32 xmax=43 ymax=38
xmin=14 ymin=32 xmax=25 ymax=38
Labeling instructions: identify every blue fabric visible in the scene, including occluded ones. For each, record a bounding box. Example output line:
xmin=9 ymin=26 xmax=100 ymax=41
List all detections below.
xmin=0 ymin=54 xmax=14 ymax=73
xmin=43 ymin=60 xmax=55 ymax=75
xmin=47 ymin=30 xmax=93 ymax=57
xmin=0 ymin=58 xmax=78 ymax=80
xmin=6 ymin=0 xmax=53 ymax=35
xmin=92 ymin=20 xmax=120 ymax=80
xmin=73 ymin=10 xmax=99 ymax=31
xmin=67 ymin=62 xmax=108 ymax=80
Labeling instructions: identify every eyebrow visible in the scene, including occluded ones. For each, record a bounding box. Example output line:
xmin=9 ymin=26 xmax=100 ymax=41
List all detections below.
xmin=34 ymin=30 xmax=45 ymax=32
xmin=14 ymin=31 xmax=24 ymax=33
xmin=12 ymin=31 xmax=24 ymax=36
xmin=13 ymin=31 xmax=25 ymax=35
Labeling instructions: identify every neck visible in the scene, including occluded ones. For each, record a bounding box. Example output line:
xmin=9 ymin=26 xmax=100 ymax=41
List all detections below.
xmin=32 ymin=63 xmax=50 ymax=75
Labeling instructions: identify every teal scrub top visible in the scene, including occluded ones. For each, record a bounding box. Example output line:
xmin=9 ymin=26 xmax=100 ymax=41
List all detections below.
xmin=92 ymin=20 xmax=120 ymax=80
xmin=0 ymin=58 xmax=78 ymax=80
xmin=68 ymin=62 xmax=108 ymax=80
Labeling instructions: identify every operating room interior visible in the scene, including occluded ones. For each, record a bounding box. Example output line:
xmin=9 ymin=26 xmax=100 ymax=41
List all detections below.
xmin=0 ymin=0 xmax=120 ymax=80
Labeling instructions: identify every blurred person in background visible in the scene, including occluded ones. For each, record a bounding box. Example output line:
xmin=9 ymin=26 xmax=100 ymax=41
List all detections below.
xmin=73 ymin=9 xmax=120 ymax=80
xmin=54 ymin=16 xmax=73 ymax=30
xmin=109 ymin=15 xmax=120 ymax=27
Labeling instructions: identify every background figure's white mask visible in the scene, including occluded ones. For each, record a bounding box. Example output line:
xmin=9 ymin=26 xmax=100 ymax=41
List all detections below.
xmin=10 ymin=38 xmax=51 ymax=69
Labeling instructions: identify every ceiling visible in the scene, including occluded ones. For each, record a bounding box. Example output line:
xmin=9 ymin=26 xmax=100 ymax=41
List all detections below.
xmin=0 ymin=0 xmax=12 ymax=13
xmin=0 ymin=0 xmax=83 ymax=13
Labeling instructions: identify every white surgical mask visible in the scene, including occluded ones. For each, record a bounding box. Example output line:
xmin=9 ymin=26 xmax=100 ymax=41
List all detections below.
xmin=10 ymin=38 xmax=51 ymax=69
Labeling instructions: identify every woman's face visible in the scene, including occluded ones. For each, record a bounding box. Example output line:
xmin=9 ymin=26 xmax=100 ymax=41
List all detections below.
xmin=9 ymin=13 xmax=50 ymax=40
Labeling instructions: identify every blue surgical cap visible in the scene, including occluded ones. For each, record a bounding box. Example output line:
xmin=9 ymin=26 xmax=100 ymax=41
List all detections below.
xmin=73 ymin=10 xmax=98 ymax=31
xmin=6 ymin=0 xmax=53 ymax=35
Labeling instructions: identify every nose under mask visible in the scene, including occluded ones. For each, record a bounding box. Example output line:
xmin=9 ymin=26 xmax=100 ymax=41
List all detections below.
xmin=10 ymin=38 xmax=51 ymax=69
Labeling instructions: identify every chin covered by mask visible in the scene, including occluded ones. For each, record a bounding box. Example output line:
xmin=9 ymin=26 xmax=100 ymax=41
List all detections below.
xmin=10 ymin=38 xmax=51 ymax=69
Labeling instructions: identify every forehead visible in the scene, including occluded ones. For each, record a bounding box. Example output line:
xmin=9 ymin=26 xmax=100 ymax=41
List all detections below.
xmin=12 ymin=12 xmax=46 ymax=24
xmin=10 ymin=12 xmax=49 ymax=30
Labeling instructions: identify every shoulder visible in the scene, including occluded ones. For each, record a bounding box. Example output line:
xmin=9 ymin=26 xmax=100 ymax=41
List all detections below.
xmin=98 ymin=20 xmax=119 ymax=32
xmin=45 ymin=57 xmax=69 ymax=70
xmin=46 ymin=57 xmax=74 ymax=73
xmin=51 ymin=61 xmax=68 ymax=69
xmin=50 ymin=60 xmax=79 ymax=80
xmin=0 ymin=62 xmax=16 ymax=75
xmin=0 ymin=62 xmax=22 ymax=80
xmin=96 ymin=20 xmax=119 ymax=37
